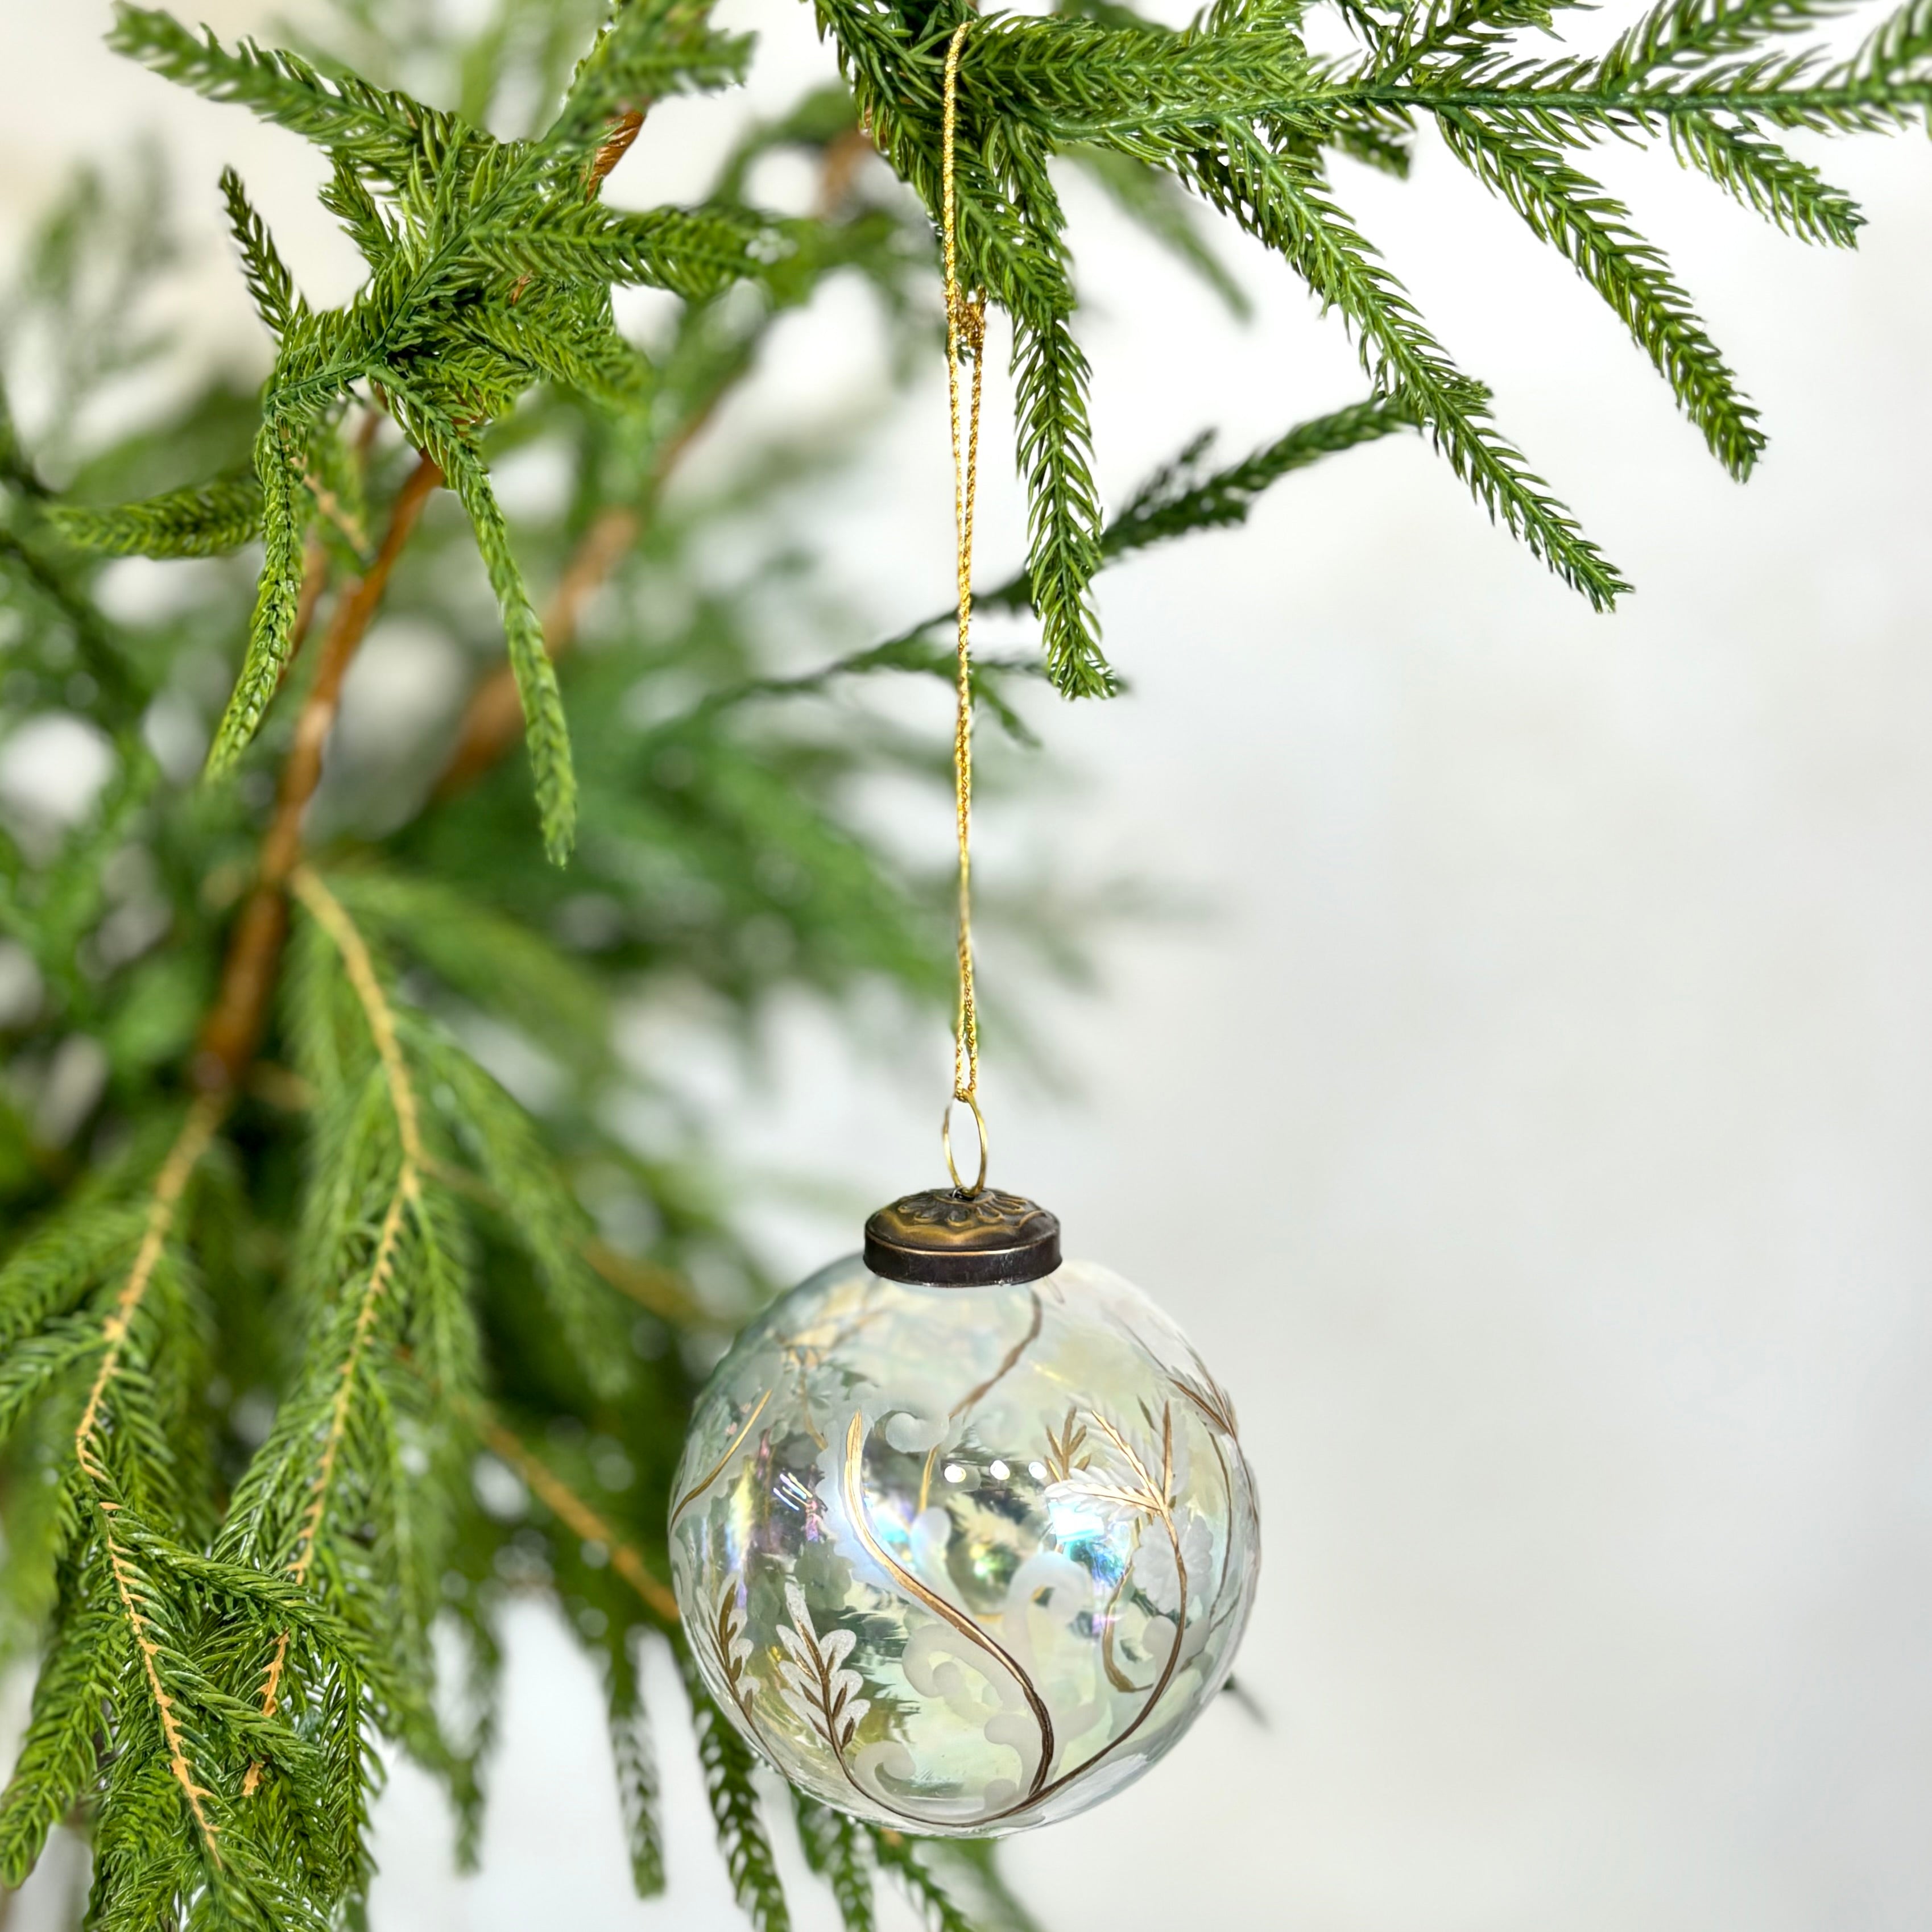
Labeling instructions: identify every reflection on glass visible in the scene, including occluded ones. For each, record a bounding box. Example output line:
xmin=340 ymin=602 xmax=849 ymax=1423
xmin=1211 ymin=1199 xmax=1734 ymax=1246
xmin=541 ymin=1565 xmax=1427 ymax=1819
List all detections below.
xmin=670 ymin=1256 xmax=1260 ymax=1835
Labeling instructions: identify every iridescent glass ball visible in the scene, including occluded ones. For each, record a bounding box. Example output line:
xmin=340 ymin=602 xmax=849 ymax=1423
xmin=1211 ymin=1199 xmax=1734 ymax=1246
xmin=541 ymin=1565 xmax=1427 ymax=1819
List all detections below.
xmin=669 ymin=1253 xmax=1260 ymax=1835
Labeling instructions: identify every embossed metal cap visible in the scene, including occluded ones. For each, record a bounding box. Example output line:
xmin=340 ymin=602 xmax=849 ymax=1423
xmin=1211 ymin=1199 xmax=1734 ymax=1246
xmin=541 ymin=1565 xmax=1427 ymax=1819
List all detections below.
xmin=863 ymin=1188 xmax=1062 ymax=1287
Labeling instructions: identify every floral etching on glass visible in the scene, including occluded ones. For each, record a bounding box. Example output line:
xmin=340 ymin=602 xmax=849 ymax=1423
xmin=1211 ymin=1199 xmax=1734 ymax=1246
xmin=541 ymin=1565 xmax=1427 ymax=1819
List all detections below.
xmin=670 ymin=1256 xmax=1259 ymax=1835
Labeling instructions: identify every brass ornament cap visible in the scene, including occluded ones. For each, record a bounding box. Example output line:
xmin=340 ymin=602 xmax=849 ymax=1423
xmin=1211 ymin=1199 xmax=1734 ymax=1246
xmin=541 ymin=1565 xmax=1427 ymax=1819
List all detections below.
xmin=863 ymin=1188 xmax=1062 ymax=1287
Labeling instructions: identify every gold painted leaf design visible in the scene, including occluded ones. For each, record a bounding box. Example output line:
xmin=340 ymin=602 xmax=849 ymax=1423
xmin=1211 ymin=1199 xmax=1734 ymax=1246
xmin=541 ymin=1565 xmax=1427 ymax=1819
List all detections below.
xmin=1170 ymin=1365 xmax=1239 ymax=1439
xmin=1041 ymin=1407 xmax=1090 ymax=1484
xmin=704 ymin=1574 xmax=757 ymax=1719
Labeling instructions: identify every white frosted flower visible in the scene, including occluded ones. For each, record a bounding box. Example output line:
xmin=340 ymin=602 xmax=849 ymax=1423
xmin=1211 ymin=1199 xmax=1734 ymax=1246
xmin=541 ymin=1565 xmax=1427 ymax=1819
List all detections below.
xmin=1132 ymin=1511 xmax=1213 ymax=1616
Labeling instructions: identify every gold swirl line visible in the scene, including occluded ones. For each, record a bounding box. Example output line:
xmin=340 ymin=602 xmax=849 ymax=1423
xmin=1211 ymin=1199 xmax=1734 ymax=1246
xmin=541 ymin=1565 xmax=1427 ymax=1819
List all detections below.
xmin=990 ymin=1494 xmax=1191 ymax=1821
xmin=921 ymin=1287 xmax=1044 ymax=1509
xmin=842 ymin=1411 xmax=1055 ymax=1801
xmin=951 ymin=1288 xmax=1043 ymax=1418
xmin=670 ymin=1387 xmax=771 ymax=1528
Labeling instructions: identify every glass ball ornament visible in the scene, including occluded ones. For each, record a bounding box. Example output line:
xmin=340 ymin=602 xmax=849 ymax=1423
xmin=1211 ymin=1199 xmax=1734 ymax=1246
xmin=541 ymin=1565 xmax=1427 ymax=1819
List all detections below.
xmin=669 ymin=1188 xmax=1260 ymax=1836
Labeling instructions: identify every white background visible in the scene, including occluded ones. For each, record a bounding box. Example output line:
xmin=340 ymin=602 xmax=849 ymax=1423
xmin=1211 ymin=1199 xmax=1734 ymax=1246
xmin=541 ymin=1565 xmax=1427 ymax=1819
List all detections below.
xmin=3 ymin=1 xmax=1931 ymax=1927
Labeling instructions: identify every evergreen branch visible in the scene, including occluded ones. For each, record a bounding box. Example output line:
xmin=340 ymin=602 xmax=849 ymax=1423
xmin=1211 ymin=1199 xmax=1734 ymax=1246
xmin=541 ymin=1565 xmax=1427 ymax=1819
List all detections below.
xmin=0 ymin=1322 xmax=107 ymax=1451
xmin=288 ymin=868 xmax=424 ymax=1172
xmin=452 ymin=300 xmax=655 ymax=410
xmin=71 ymin=1094 xmax=225 ymax=1498
xmin=961 ymin=14 xmax=1322 ymax=134
xmin=96 ymin=1514 xmax=225 ymax=1864
xmin=434 ymin=503 xmax=640 ymax=797
xmin=678 ymin=1642 xmax=792 ymax=1932
xmin=1665 ymin=110 xmax=1862 ymax=240
xmin=553 ymin=0 xmax=755 ymax=152
xmin=427 ymin=108 xmax=872 ymax=806
xmin=49 ymin=471 xmax=264 ymax=558
xmin=731 ymin=398 xmax=1418 ymax=719
xmin=1832 ymin=0 xmax=1932 ymax=88
xmin=942 ymin=13 xmax=1929 ymax=137
xmin=196 ymin=450 xmax=435 ymax=1101
xmin=1064 ymin=145 xmax=1252 ymax=317
xmin=1364 ymin=0 xmax=1593 ymax=76
xmin=462 ymin=204 xmax=763 ymax=301
xmin=221 ymin=166 xmax=303 ymax=338
xmin=0 ymin=1199 xmax=147 ymax=1356
xmin=795 ymin=1794 xmax=877 ymax=1932
xmin=205 ymin=413 xmax=316 ymax=776
xmin=61 ymin=1094 xmax=226 ymax=1863
xmin=405 ymin=1148 xmax=706 ymax=1326
xmin=1184 ymin=131 xmax=1628 ymax=606
xmin=379 ymin=379 xmax=577 ymax=862
xmin=1004 ymin=240 xmax=1112 ymax=695
xmin=259 ymin=454 xmax=441 ymax=888
xmin=607 ymin=1633 xmax=667 ymax=1898
xmin=108 ymin=6 xmax=447 ymax=179
xmin=428 ymin=179 xmax=799 ymax=802
xmin=1437 ymin=109 xmax=1764 ymax=475
xmin=807 ymin=1 xmax=1113 ymax=693
xmin=391 ymin=1035 xmax=631 ymax=1397
xmin=316 ymin=866 xmax=609 ymax=1081
xmin=1086 ymin=392 xmax=1420 ymax=566
xmin=867 ymin=1830 xmax=979 ymax=1932
xmin=318 ymin=152 xmax=396 ymax=268
xmin=0 ymin=1589 xmax=130 ymax=1885
xmin=480 ymin=1417 xmax=680 ymax=1622
xmin=239 ymin=873 xmax=428 ymax=1784
xmin=1594 ymin=0 xmax=1849 ymax=89
xmin=243 ymin=1180 xmax=409 ymax=1781
xmin=1338 ymin=77 xmax=1932 ymax=127
xmin=1009 ymin=256 xmax=1110 ymax=698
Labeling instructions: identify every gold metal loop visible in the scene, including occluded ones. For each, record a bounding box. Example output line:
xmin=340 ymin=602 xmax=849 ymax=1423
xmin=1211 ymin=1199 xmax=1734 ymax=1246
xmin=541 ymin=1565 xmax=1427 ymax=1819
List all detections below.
xmin=942 ymin=1092 xmax=989 ymax=1197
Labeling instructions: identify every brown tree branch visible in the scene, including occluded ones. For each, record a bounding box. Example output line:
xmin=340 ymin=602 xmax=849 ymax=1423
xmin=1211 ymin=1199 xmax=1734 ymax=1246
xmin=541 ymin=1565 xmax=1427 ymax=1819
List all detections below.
xmin=433 ymin=500 xmax=638 ymax=801
xmin=71 ymin=1091 xmax=227 ymax=1856
xmin=195 ymin=452 xmax=442 ymax=1093
xmin=218 ymin=1069 xmax=714 ymax=1326
xmin=431 ymin=372 xmax=742 ymax=803
xmin=588 ymin=109 xmax=647 ymax=197
xmin=429 ymin=126 xmax=867 ymax=807
xmin=482 ymin=1416 xmax=680 ymax=1623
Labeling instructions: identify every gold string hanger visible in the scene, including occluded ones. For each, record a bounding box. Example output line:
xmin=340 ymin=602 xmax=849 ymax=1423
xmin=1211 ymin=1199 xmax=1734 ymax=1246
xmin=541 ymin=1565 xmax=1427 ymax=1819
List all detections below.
xmin=941 ymin=19 xmax=990 ymax=1199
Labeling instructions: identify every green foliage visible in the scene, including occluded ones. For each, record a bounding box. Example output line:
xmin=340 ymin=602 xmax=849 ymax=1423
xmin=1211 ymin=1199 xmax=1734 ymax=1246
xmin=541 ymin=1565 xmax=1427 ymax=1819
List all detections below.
xmin=69 ymin=0 xmax=1918 ymax=719
xmin=0 ymin=0 xmax=1920 ymax=1925
xmin=680 ymin=1645 xmax=792 ymax=1932
xmin=94 ymin=0 xmax=774 ymax=858
xmin=383 ymin=386 xmax=578 ymax=862
xmin=49 ymin=473 xmax=263 ymax=559
xmin=606 ymin=1633 xmax=668 ymax=1897
xmin=215 ymin=413 xmax=312 ymax=771
xmin=221 ymin=167 xmax=304 ymax=341
xmin=1064 ymin=145 xmax=1253 ymax=319
xmin=796 ymin=1794 xmax=876 ymax=1931
xmin=867 ymin=1826 xmax=986 ymax=1932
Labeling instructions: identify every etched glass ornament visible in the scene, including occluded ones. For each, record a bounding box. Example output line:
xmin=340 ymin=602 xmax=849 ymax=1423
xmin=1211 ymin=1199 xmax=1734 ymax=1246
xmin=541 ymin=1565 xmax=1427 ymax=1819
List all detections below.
xmin=669 ymin=1193 xmax=1260 ymax=1836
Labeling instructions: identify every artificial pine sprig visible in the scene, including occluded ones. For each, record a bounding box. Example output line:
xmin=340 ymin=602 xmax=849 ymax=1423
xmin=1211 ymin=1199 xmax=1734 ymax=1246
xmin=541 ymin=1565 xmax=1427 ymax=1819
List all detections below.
xmin=77 ymin=0 xmax=1924 ymax=723
xmin=99 ymin=0 xmax=772 ymax=859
